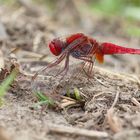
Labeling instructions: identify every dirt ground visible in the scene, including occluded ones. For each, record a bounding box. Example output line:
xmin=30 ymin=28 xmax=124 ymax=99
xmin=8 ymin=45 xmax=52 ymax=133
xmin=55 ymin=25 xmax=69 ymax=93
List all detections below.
xmin=0 ymin=1 xmax=140 ymax=140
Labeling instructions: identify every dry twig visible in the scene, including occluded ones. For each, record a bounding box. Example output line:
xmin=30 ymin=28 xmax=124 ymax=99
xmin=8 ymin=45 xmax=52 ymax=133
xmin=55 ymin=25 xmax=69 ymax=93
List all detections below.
xmin=107 ymin=91 xmax=122 ymax=133
xmin=131 ymin=97 xmax=140 ymax=108
xmin=94 ymin=66 xmax=140 ymax=84
xmin=47 ymin=124 xmax=108 ymax=138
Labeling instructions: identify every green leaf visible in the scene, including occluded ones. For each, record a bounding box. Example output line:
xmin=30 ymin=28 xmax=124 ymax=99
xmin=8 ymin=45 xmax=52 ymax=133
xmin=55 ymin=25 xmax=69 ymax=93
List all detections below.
xmin=0 ymin=69 xmax=18 ymax=106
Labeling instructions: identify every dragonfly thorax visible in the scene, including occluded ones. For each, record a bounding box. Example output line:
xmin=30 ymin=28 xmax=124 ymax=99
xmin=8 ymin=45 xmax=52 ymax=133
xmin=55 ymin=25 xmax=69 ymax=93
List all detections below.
xmin=71 ymin=42 xmax=93 ymax=58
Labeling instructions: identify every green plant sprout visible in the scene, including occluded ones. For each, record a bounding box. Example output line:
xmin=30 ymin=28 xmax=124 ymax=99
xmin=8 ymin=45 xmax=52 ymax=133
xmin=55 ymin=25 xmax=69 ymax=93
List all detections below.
xmin=34 ymin=91 xmax=54 ymax=108
xmin=0 ymin=69 xmax=18 ymax=106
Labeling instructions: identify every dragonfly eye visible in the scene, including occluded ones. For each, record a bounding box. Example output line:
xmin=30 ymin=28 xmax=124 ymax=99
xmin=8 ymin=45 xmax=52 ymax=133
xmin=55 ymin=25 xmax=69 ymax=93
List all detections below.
xmin=49 ymin=39 xmax=64 ymax=56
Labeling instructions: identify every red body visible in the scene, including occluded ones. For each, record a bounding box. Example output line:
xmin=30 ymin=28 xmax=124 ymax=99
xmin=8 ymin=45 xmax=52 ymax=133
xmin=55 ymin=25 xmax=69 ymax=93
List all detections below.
xmin=36 ymin=33 xmax=140 ymax=77
xmin=49 ymin=33 xmax=140 ymax=64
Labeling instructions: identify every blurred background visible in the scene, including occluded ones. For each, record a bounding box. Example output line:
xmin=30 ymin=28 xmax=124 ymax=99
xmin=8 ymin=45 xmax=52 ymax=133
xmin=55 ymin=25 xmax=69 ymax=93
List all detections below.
xmin=0 ymin=0 xmax=140 ymax=74
xmin=1 ymin=0 xmax=140 ymax=35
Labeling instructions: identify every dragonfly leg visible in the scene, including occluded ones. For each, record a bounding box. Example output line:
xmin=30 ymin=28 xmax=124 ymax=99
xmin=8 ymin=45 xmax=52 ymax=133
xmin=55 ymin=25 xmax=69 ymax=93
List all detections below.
xmin=81 ymin=56 xmax=96 ymax=78
xmin=32 ymin=52 xmax=67 ymax=80
xmin=55 ymin=53 xmax=70 ymax=77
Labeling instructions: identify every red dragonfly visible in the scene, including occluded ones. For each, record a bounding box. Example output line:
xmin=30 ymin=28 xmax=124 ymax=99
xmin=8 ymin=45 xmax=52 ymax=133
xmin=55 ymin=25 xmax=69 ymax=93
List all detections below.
xmin=33 ymin=33 xmax=140 ymax=78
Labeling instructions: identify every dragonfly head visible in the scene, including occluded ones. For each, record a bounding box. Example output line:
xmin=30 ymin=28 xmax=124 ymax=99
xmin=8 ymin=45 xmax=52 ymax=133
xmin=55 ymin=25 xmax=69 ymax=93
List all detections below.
xmin=49 ymin=39 xmax=65 ymax=56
